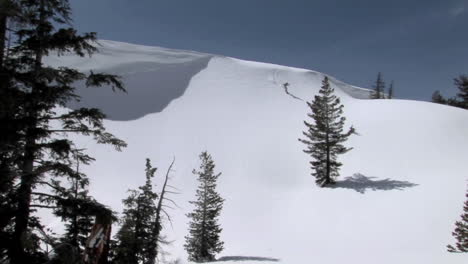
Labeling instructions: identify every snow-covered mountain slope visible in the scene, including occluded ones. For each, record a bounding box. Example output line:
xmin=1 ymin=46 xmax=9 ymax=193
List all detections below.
xmin=47 ymin=40 xmax=468 ymax=264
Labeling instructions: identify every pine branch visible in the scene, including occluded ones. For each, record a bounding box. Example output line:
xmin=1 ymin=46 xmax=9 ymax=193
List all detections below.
xmin=30 ymin=204 xmax=57 ymax=209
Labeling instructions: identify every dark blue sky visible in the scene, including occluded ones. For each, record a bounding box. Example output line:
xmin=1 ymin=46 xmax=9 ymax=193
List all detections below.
xmin=70 ymin=0 xmax=468 ymax=100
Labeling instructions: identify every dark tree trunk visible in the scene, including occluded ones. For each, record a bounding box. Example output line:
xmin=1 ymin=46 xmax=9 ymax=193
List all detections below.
xmin=0 ymin=13 xmax=6 ymax=69
xmin=11 ymin=1 xmax=46 ymax=263
xmin=10 ymin=148 xmax=34 ymax=264
xmin=325 ymin=114 xmax=331 ymax=185
xmin=0 ymin=1 xmax=8 ymax=90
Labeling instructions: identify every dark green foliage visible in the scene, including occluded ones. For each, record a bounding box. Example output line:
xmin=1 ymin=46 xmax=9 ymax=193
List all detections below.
xmin=52 ymin=162 xmax=94 ymax=253
xmin=0 ymin=2 xmax=22 ymax=252
xmin=0 ymin=0 xmax=126 ymax=263
xmin=113 ymin=190 xmax=141 ymax=264
xmin=370 ymin=72 xmax=385 ymax=99
xmin=447 ymin=190 xmax=468 ymax=253
xmin=431 ymin=75 xmax=468 ymax=110
xmin=432 ymin=90 xmax=460 ymax=107
xmin=0 ymin=0 xmax=20 ymax=68
xmin=388 ymin=81 xmax=394 ymax=99
xmin=432 ymin=90 xmax=447 ymax=104
xmin=184 ymin=152 xmax=224 ymax=262
xmin=113 ymin=159 xmax=162 ymax=264
xmin=299 ymin=76 xmax=356 ymax=186
xmin=454 ymin=75 xmax=468 ymax=109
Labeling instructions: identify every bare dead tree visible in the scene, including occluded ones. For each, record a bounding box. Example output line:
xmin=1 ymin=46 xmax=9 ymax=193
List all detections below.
xmin=148 ymin=157 xmax=178 ymax=264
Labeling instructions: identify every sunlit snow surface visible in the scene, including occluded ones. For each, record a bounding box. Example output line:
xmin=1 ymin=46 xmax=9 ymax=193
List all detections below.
xmin=46 ymin=40 xmax=468 ymax=264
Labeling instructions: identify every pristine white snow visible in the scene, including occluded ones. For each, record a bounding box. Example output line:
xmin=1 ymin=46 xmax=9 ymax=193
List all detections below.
xmin=47 ymin=40 xmax=468 ymax=264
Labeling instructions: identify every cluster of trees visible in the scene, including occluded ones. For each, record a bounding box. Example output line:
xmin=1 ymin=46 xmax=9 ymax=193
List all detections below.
xmin=111 ymin=158 xmax=174 ymax=264
xmin=111 ymin=153 xmax=225 ymax=264
xmin=110 ymin=153 xmax=225 ymax=264
xmin=0 ymin=0 xmax=126 ymax=263
xmin=369 ymin=72 xmax=394 ymax=99
xmin=432 ymin=75 xmax=468 ymax=110
xmin=0 ymin=0 xmax=226 ymax=263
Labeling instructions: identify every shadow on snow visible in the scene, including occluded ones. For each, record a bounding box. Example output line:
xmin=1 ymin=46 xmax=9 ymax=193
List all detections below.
xmin=327 ymin=173 xmax=418 ymax=194
xmin=217 ymin=256 xmax=280 ymax=262
xmin=68 ymin=57 xmax=212 ymax=121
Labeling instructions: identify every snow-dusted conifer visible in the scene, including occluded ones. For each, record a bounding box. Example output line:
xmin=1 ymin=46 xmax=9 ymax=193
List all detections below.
xmin=447 ymin=190 xmax=468 ymax=253
xmin=299 ymin=76 xmax=356 ymax=186
xmin=184 ymin=151 xmax=224 ymax=262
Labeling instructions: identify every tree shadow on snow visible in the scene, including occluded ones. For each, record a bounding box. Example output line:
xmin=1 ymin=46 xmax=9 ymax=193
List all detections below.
xmin=327 ymin=173 xmax=418 ymax=194
xmin=217 ymin=256 xmax=280 ymax=262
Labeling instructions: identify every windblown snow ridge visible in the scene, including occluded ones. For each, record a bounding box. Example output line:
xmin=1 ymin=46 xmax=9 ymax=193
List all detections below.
xmin=47 ymin=40 xmax=372 ymax=120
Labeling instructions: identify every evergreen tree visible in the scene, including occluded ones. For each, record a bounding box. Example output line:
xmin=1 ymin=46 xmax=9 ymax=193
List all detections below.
xmin=184 ymin=152 xmax=224 ymax=262
xmin=431 ymin=75 xmax=468 ymax=109
xmin=0 ymin=0 xmax=22 ymax=244
xmin=447 ymin=190 xmax=468 ymax=253
xmin=0 ymin=0 xmax=18 ymax=68
xmin=454 ymin=75 xmax=468 ymax=109
xmin=388 ymin=81 xmax=394 ymax=99
xmin=52 ymin=157 xmax=94 ymax=253
xmin=113 ymin=189 xmax=141 ymax=264
xmin=113 ymin=159 xmax=159 ymax=264
xmin=299 ymin=76 xmax=356 ymax=186
xmin=112 ymin=158 xmax=176 ymax=264
xmin=370 ymin=72 xmax=385 ymax=99
xmin=0 ymin=0 xmax=16 ymax=67
xmin=431 ymin=90 xmax=447 ymax=104
xmin=1 ymin=1 xmax=126 ymax=263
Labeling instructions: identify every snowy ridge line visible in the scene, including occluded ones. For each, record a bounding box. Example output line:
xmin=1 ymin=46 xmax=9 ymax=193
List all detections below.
xmin=96 ymin=39 xmax=215 ymax=58
xmin=255 ymin=58 xmax=372 ymax=99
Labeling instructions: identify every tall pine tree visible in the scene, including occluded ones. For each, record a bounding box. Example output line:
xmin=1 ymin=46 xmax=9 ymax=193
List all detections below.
xmin=0 ymin=0 xmax=22 ymax=246
xmin=113 ymin=159 xmax=158 ymax=264
xmin=388 ymin=81 xmax=394 ymax=99
xmin=447 ymin=190 xmax=468 ymax=253
xmin=2 ymin=1 xmax=126 ymax=263
xmin=370 ymin=72 xmax=385 ymax=99
xmin=184 ymin=151 xmax=224 ymax=262
xmin=299 ymin=76 xmax=356 ymax=186
xmin=113 ymin=158 xmax=175 ymax=264
xmin=112 ymin=189 xmax=140 ymax=264
xmin=454 ymin=75 xmax=468 ymax=109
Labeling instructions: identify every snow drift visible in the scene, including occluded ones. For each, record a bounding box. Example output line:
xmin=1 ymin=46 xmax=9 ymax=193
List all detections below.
xmin=45 ymin=40 xmax=468 ymax=264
